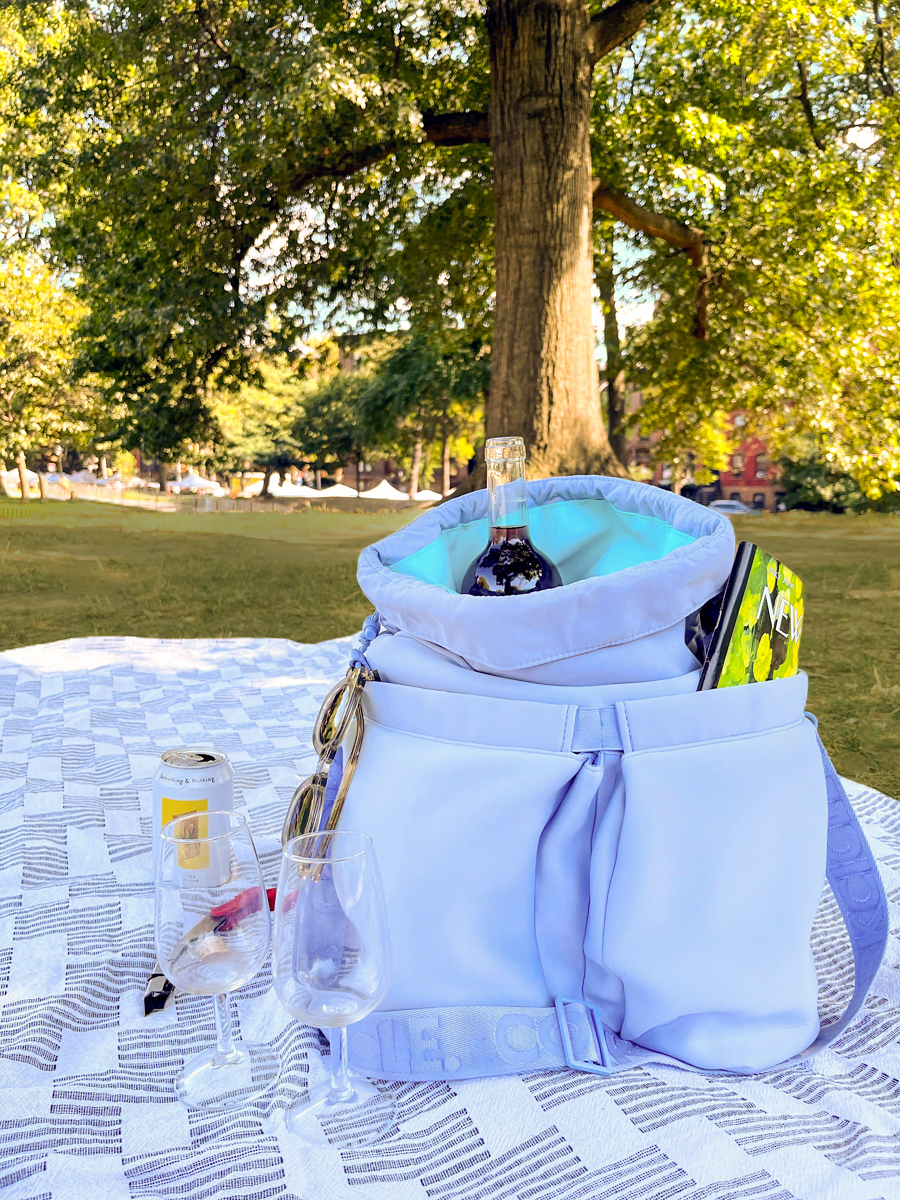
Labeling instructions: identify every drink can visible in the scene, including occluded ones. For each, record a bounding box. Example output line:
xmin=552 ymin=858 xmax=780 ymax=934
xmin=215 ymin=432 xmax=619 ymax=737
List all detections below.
xmin=152 ymin=749 xmax=234 ymax=884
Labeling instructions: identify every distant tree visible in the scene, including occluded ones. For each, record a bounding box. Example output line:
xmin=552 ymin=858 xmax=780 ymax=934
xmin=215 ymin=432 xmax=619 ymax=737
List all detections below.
xmin=777 ymin=438 xmax=888 ymax=513
xmin=360 ymin=330 xmax=487 ymax=497
xmin=601 ymin=5 xmax=900 ymax=499
xmin=0 ymin=179 xmax=101 ymax=489
xmin=291 ymin=370 xmax=370 ymax=488
xmin=111 ymin=448 xmax=136 ymax=481
xmin=215 ymin=358 xmax=305 ymax=495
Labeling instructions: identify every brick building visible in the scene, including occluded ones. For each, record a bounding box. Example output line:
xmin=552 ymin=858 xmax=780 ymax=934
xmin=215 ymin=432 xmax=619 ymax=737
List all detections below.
xmin=715 ymin=421 xmax=783 ymax=510
xmin=625 ymin=395 xmax=784 ymax=511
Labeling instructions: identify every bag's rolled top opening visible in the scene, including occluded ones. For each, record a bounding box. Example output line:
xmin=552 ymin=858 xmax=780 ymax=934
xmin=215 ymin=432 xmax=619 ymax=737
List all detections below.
xmin=357 ymin=476 xmax=736 ymax=673
xmin=391 ymin=494 xmax=693 ymax=592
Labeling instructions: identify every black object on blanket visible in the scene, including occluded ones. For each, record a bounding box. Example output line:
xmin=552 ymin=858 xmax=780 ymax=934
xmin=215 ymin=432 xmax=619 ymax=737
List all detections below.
xmin=143 ymin=967 xmax=175 ymax=1015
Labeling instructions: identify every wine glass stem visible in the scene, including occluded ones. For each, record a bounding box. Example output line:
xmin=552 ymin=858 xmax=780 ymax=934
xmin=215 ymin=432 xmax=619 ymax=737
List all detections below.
xmin=327 ymin=1027 xmax=353 ymax=1102
xmin=213 ymin=992 xmax=241 ymax=1065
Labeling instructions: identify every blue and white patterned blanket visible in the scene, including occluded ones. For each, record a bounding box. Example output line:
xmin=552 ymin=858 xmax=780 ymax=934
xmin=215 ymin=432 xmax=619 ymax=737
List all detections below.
xmin=0 ymin=636 xmax=898 ymax=1200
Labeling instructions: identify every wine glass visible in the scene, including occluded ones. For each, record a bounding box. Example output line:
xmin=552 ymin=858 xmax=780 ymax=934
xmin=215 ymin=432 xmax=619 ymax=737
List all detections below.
xmin=155 ymin=810 xmax=280 ymax=1111
xmin=273 ymin=830 xmax=395 ymax=1145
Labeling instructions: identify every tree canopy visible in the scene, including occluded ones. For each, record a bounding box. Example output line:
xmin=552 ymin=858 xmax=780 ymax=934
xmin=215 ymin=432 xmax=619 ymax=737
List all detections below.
xmin=603 ymin=2 xmax=900 ymax=498
xmin=3 ymin=0 xmax=900 ymax=490
xmin=5 ymin=0 xmax=495 ymax=454
xmin=0 ymin=176 xmax=98 ymax=464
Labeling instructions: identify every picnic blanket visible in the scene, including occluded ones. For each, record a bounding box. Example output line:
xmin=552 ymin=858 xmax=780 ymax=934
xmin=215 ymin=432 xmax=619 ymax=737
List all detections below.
xmin=0 ymin=635 xmax=899 ymax=1200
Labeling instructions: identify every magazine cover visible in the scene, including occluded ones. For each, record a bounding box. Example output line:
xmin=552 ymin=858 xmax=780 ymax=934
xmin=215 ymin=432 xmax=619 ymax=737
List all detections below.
xmin=700 ymin=543 xmax=804 ymax=689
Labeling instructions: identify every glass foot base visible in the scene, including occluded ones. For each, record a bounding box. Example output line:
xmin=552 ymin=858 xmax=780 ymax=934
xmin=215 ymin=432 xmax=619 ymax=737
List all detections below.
xmin=285 ymin=1077 xmax=397 ymax=1147
xmin=176 ymin=1041 xmax=280 ymax=1111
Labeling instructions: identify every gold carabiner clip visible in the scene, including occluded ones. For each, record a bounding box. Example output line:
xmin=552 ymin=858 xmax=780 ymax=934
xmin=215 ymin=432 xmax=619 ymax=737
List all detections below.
xmin=313 ymin=664 xmax=369 ymax=756
xmin=282 ymin=663 xmax=376 ymax=845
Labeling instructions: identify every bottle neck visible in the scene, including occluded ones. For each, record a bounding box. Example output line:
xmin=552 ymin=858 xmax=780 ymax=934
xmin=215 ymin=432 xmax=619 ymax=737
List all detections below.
xmin=487 ymin=457 xmax=528 ymax=533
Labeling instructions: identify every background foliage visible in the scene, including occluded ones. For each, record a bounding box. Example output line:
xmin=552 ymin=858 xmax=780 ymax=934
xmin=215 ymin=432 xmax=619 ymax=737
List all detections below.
xmin=2 ymin=2 xmax=900 ymax=491
xmin=603 ymin=1 xmax=900 ymax=496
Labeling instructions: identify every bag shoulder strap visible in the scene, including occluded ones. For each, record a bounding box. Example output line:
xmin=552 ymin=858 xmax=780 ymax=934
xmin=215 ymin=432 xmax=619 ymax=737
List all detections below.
xmin=345 ymin=728 xmax=888 ymax=1081
xmin=802 ymin=733 xmax=889 ymax=1056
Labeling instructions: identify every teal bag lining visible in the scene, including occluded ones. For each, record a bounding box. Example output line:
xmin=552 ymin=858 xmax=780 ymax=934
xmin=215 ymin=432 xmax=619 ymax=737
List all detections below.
xmin=388 ymin=497 xmax=697 ymax=593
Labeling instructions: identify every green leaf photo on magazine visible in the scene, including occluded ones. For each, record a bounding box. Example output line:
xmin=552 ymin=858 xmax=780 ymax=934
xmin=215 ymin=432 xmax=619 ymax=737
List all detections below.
xmin=718 ymin=548 xmax=804 ymax=689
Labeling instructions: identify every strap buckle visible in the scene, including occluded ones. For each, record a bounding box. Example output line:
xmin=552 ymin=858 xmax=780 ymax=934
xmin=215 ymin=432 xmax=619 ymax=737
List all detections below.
xmin=554 ymin=997 xmax=615 ymax=1075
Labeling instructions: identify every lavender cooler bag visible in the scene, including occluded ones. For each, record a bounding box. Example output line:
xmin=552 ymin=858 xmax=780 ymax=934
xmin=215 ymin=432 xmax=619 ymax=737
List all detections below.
xmin=329 ymin=476 xmax=886 ymax=1080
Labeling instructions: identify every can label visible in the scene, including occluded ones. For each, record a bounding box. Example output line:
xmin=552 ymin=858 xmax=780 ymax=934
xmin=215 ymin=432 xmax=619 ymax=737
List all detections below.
xmin=161 ymin=797 xmax=211 ymax=869
xmin=152 ymin=747 xmax=234 ymax=884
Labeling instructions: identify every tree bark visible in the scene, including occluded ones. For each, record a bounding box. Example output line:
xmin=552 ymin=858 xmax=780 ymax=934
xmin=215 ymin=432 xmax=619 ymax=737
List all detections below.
xmin=408 ymin=438 xmax=423 ymax=499
xmin=486 ymin=0 xmax=623 ymax=480
xmin=157 ymin=461 xmax=167 ymax=491
xmin=442 ymin=432 xmax=452 ymax=496
xmin=16 ymin=452 xmax=30 ymax=503
xmin=597 ymin=230 xmax=627 ymax=464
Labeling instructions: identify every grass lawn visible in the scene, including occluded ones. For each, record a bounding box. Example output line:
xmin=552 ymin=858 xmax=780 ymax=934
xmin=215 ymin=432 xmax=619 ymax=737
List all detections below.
xmin=733 ymin=512 xmax=900 ymax=801
xmin=0 ymin=500 xmax=416 ymax=650
xmin=2 ymin=499 xmax=898 ymax=797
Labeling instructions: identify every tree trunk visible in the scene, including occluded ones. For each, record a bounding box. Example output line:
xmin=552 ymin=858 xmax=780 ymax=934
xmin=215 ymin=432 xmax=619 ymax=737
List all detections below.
xmin=261 ymin=466 xmax=274 ymax=497
xmin=38 ymin=473 xmax=48 ymax=502
xmin=442 ymin=432 xmax=451 ymax=496
xmin=408 ymin=438 xmax=423 ymax=499
xmin=486 ymin=0 xmax=623 ymax=480
xmin=158 ymin=461 xmax=167 ymax=491
xmin=598 ymin=229 xmax=627 ymax=465
xmin=16 ymin=452 xmax=30 ymax=503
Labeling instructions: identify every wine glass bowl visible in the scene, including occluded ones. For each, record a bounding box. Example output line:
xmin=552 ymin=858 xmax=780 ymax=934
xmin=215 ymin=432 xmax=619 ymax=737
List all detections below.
xmin=273 ymin=830 xmax=395 ymax=1144
xmin=157 ymin=889 xmax=269 ymax=995
xmin=155 ymin=810 xmax=280 ymax=1110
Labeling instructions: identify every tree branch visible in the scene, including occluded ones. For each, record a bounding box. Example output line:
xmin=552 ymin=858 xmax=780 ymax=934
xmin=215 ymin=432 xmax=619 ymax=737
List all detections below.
xmin=587 ymin=0 xmax=667 ymax=64
xmin=593 ymin=180 xmax=710 ymax=338
xmin=795 ymin=60 xmax=825 ymax=151
xmin=874 ymin=0 xmax=897 ymax=97
xmin=592 ymin=181 xmax=704 ymax=266
xmin=423 ymin=110 xmax=490 ymax=145
xmin=195 ymin=1 xmax=285 ymax=99
xmin=284 ymin=111 xmax=489 ymax=193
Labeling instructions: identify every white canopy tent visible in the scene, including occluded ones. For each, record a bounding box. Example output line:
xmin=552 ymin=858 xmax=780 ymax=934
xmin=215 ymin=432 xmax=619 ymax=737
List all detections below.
xmin=361 ymin=479 xmax=409 ymax=501
xmin=269 ymin=480 xmax=321 ymax=498
xmin=3 ymin=467 xmax=39 ymax=485
xmin=316 ymin=483 xmax=359 ymax=497
xmin=174 ymin=472 xmax=219 ymax=493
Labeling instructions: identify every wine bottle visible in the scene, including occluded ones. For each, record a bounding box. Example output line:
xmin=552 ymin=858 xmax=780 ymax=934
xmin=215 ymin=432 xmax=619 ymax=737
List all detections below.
xmin=461 ymin=436 xmax=562 ymax=597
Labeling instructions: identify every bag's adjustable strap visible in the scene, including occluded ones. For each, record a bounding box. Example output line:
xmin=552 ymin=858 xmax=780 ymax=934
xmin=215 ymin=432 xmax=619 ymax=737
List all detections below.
xmin=801 ymin=732 xmax=889 ymax=1056
xmin=346 ymin=727 xmax=888 ymax=1081
xmin=346 ymin=999 xmax=616 ymax=1081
